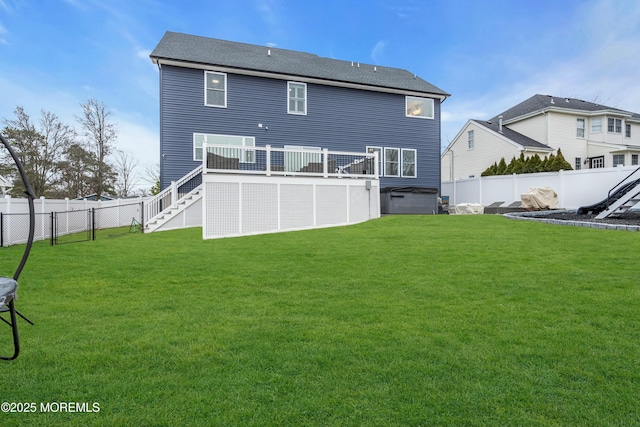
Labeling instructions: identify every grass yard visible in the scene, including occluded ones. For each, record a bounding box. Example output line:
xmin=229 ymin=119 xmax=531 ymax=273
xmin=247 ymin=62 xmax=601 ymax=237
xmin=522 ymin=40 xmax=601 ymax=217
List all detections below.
xmin=1 ymin=215 xmax=639 ymax=426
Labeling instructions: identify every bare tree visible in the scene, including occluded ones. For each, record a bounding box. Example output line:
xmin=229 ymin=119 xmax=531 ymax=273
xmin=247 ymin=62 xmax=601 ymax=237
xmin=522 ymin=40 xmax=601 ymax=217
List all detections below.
xmin=141 ymin=163 xmax=160 ymax=195
xmin=113 ymin=149 xmax=139 ymax=197
xmin=1 ymin=106 xmax=74 ymax=197
xmin=76 ymin=99 xmax=117 ymax=199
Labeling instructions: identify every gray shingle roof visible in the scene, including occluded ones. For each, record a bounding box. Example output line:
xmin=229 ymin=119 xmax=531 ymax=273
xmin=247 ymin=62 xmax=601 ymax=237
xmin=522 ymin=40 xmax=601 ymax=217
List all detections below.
xmin=150 ymin=31 xmax=449 ymax=97
xmin=474 ymin=120 xmax=552 ymax=150
xmin=494 ymin=94 xmax=640 ymax=122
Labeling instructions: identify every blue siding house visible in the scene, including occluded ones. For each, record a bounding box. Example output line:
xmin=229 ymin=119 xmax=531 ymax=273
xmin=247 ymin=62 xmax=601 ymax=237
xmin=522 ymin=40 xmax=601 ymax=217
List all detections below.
xmin=150 ymin=32 xmax=449 ymax=213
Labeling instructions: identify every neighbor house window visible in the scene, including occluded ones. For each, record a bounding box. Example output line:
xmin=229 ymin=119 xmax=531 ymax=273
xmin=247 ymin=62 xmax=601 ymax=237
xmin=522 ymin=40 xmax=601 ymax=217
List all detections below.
xmin=288 ymin=82 xmax=307 ymax=115
xmin=626 ymin=123 xmax=631 ymax=138
xmin=592 ymin=156 xmax=604 ymax=168
xmin=194 ymin=133 xmax=255 ymax=162
xmin=613 ymin=154 xmax=625 ymax=166
xmin=608 ymin=118 xmax=622 ymax=134
xmin=468 ymin=130 xmax=475 ymax=149
xmin=575 ymin=157 xmax=582 ymax=170
xmin=591 ymin=118 xmax=602 ymax=133
xmin=406 ymin=96 xmax=434 ymax=119
xmin=367 ymin=146 xmax=383 ymax=176
xmin=401 ymin=148 xmax=417 ymax=177
xmin=576 ymin=118 xmax=585 ymax=138
xmin=384 ymin=147 xmax=400 ymax=176
xmin=632 ymin=154 xmax=639 ymax=165
xmin=204 ymin=71 xmax=227 ymax=107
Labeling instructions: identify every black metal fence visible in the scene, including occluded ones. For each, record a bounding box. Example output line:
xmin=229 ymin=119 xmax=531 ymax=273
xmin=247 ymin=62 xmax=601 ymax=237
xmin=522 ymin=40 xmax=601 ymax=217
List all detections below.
xmin=1 ymin=201 xmax=144 ymax=247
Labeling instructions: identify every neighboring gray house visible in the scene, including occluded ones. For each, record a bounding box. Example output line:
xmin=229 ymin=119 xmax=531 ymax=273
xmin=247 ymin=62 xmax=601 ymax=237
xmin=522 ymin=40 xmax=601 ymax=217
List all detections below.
xmin=150 ymin=32 xmax=449 ymax=213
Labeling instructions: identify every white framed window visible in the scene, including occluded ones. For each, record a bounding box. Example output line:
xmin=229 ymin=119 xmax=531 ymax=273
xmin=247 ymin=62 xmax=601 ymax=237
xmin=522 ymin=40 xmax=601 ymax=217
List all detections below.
xmin=632 ymin=154 xmax=639 ymax=165
xmin=576 ymin=118 xmax=585 ymax=138
xmin=401 ymin=148 xmax=417 ymax=177
xmin=194 ymin=133 xmax=255 ymax=162
xmin=384 ymin=147 xmax=400 ymax=176
xmin=204 ymin=71 xmax=227 ymax=108
xmin=575 ymin=157 xmax=582 ymax=170
xmin=626 ymin=123 xmax=631 ymax=138
xmin=288 ymin=82 xmax=307 ymax=115
xmin=591 ymin=118 xmax=602 ymax=133
xmin=608 ymin=118 xmax=622 ymax=134
xmin=405 ymin=96 xmax=434 ymax=119
xmin=367 ymin=146 xmax=382 ymax=176
xmin=467 ymin=130 xmax=475 ymax=149
xmin=592 ymin=156 xmax=604 ymax=168
xmin=613 ymin=154 xmax=625 ymax=166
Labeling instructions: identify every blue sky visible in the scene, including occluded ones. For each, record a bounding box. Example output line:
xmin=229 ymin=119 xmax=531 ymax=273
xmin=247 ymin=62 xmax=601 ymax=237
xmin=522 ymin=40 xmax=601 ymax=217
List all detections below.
xmin=1 ymin=0 xmax=639 ymax=189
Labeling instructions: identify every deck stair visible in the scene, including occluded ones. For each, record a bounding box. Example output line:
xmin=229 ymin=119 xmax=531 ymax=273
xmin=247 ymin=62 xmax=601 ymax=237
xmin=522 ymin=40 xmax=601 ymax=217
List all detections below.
xmin=143 ymin=165 xmax=203 ymax=232
xmin=145 ymin=185 xmax=202 ymax=232
xmin=145 ymin=184 xmax=202 ymax=232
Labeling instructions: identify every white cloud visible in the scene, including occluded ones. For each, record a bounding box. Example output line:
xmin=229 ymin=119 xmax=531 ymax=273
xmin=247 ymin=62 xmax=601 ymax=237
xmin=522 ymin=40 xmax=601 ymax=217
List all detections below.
xmin=137 ymin=49 xmax=151 ymax=60
xmin=256 ymin=0 xmax=279 ymax=27
xmin=111 ymin=113 xmax=159 ymax=171
xmin=441 ymin=0 xmax=640 ymax=151
xmin=371 ymin=40 xmax=387 ymax=64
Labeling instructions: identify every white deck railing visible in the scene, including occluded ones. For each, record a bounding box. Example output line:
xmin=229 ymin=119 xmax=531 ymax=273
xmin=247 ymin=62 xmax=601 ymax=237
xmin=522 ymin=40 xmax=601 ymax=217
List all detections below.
xmin=143 ymin=164 xmax=203 ymax=225
xmin=145 ymin=145 xmax=379 ymax=229
xmin=203 ymin=144 xmax=379 ymax=179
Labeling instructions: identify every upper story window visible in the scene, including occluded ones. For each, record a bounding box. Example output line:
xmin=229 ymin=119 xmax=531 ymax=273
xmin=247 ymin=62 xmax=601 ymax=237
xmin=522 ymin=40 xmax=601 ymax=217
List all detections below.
xmin=204 ymin=71 xmax=227 ymax=108
xmin=576 ymin=118 xmax=585 ymax=138
xmin=401 ymin=148 xmax=417 ymax=178
xmin=288 ymin=82 xmax=307 ymax=115
xmin=626 ymin=123 xmax=631 ymax=138
xmin=406 ymin=96 xmax=434 ymax=119
xmin=608 ymin=118 xmax=622 ymax=134
xmin=467 ymin=130 xmax=475 ymax=149
xmin=591 ymin=118 xmax=602 ymax=133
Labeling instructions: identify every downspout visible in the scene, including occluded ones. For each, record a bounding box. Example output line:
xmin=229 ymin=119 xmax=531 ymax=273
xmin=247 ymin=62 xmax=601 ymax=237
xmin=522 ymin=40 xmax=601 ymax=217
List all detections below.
xmin=450 ymin=149 xmax=454 ymax=182
xmin=157 ymin=62 xmax=164 ymax=190
xmin=544 ymin=111 xmax=550 ymax=146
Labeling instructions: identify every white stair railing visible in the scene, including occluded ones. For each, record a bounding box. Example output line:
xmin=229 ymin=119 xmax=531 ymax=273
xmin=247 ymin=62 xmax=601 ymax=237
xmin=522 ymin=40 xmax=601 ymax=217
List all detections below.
xmin=144 ymin=165 xmax=203 ymax=226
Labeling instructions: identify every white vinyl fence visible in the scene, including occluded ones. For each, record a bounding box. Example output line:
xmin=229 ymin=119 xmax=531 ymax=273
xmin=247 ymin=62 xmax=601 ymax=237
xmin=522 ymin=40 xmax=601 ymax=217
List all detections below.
xmin=0 ymin=196 xmax=146 ymax=246
xmin=442 ymin=166 xmax=639 ymax=209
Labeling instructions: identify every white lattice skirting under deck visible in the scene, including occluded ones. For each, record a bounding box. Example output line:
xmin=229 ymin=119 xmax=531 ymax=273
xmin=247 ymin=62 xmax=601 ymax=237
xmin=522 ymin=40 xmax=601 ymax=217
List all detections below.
xmin=202 ymin=174 xmax=380 ymax=239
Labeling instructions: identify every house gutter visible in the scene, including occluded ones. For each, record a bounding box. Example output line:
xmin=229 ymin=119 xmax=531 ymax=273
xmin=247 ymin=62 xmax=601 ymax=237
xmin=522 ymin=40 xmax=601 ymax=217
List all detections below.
xmin=151 ymin=57 xmax=449 ymax=101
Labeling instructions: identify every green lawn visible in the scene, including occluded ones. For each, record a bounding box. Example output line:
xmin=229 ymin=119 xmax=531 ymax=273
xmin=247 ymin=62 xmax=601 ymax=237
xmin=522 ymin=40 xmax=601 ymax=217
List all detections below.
xmin=1 ymin=215 xmax=639 ymax=426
